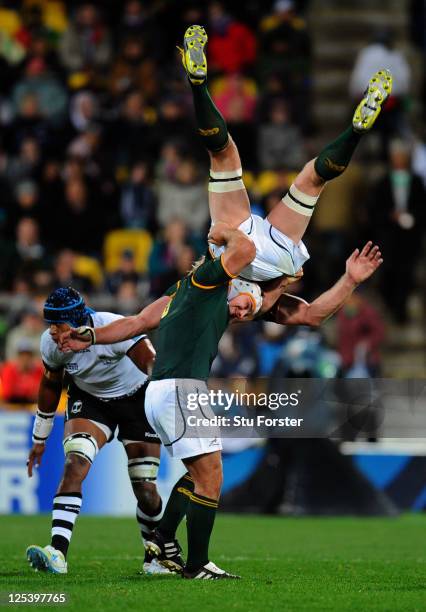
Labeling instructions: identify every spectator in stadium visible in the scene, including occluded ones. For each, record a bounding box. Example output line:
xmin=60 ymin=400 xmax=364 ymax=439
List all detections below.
xmin=109 ymin=36 xmax=158 ymax=104
xmin=5 ymin=307 xmax=45 ymax=360
xmin=8 ymin=217 xmax=47 ymax=287
xmin=369 ymin=139 xmax=426 ymax=323
xmin=16 ymin=11 xmax=63 ymax=75
xmin=118 ymin=0 xmax=165 ymax=61
xmin=58 ymin=3 xmax=112 ymax=73
xmin=1 ymin=339 xmax=43 ymax=403
xmin=38 ymin=160 xmax=64 ymax=247
xmin=148 ymin=218 xmax=201 ymax=298
xmin=3 ymin=136 xmax=42 ymax=184
xmin=211 ymin=73 xmax=257 ymax=166
xmin=7 ymin=179 xmax=40 ymax=234
xmin=66 ymin=123 xmax=102 ymax=167
xmin=207 ymin=1 xmax=257 ymax=74
xmin=11 ymin=57 xmax=67 ymax=122
xmin=157 ymin=156 xmax=209 ymax=234
xmin=155 ymin=95 xmax=194 ymax=147
xmin=106 ymin=249 xmax=141 ymax=296
xmin=259 ymin=0 xmax=310 ymax=56
xmin=175 ymin=243 xmax=197 ymax=279
xmin=115 ymin=279 xmax=140 ymax=316
xmin=257 ymin=98 xmax=305 ymax=170
xmin=336 ymin=292 xmax=385 ymax=377
xmin=7 ymin=92 xmax=50 ymax=153
xmin=69 ymin=91 xmax=99 ymax=134
xmin=258 ymin=0 xmax=311 ymax=129
xmin=108 ymin=90 xmax=156 ymax=167
xmin=213 ymin=73 xmax=257 ymax=123
xmin=119 ymin=0 xmax=149 ymax=36
xmin=119 ymin=161 xmax=157 ymax=232
xmin=52 ymin=249 xmax=94 ymax=294
xmin=155 ymin=141 xmax=183 ymax=182
xmin=59 ymin=178 xmax=100 ymax=253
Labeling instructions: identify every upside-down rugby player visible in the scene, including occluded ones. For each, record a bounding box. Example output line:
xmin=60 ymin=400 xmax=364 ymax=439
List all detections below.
xmin=60 ymin=226 xmax=383 ymax=579
xmin=25 ymin=287 xmax=167 ymax=575
xmin=179 ymin=25 xmax=392 ymax=313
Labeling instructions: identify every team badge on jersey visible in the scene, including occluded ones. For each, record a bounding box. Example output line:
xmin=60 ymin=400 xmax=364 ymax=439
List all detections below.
xmin=71 ymin=400 xmax=83 ymax=414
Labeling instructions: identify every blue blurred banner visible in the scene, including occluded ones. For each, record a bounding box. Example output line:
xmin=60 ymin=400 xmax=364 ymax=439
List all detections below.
xmin=0 ymin=410 xmax=265 ymax=515
xmin=0 ymin=409 xmax=186 ymax=515
xmin=2 ymin=410 xmax=425 ymax=515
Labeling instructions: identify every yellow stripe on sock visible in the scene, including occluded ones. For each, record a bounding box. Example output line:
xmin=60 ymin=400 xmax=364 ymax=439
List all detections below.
xmin=190 ymin=494 xmax=218 ymax=509
xmin=177 ymin=487 xmax=193 ymax=498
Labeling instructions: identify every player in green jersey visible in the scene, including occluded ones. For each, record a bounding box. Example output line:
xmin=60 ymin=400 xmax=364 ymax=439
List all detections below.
xmin=62 ymin=222 xmax=256 ymax=579
xmin=59 ymin=226 xmax=382 ymax=579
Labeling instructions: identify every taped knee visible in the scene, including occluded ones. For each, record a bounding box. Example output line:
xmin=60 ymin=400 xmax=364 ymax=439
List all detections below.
xmin=282 ymin=184 xmax=319 ymax=217
xmin=63 ymin=432 xmax=99 ymax=465
xmin=128 ymin=456 xmax=160 ymax=483
xmin=208 ymin=168 xmax=244 ymax=193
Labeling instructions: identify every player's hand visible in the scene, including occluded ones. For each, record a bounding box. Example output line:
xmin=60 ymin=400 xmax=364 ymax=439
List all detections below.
xmin=346 ymin=241 xmax=383 ymax=285
xmin=27 ymin=443 xmax=45 ymax=477
xmin=58 ymin=327 xmax=93 ymax=353
xmin=208 ymin=221 xmax=232 ymax=246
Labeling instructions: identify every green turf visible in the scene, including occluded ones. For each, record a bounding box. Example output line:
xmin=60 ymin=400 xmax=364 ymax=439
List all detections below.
xmin=1 ymin=514 xmax=425 ymax=611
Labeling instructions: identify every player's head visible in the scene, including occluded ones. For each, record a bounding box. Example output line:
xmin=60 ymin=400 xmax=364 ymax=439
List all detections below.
xmin=43 ymin=287 xmax=94 ymax=340
xmin=228 ymin=278 xmax=263 ymax=320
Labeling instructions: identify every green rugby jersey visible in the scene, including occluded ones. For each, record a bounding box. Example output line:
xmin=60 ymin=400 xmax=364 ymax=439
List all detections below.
xmin=151 ymin=253 xmax=235 ymax=381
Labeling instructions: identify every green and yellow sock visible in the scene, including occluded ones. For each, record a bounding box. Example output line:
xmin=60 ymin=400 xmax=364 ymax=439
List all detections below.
xmin=186 ymin=492 xmax=218 ymax=572
xmin=314 ymin=126 xmax=362 ymax=181
xmin=157 ymin=473 xmax=194 ymax=540
xmin=190 ymin=81 xmax=229 ymax=152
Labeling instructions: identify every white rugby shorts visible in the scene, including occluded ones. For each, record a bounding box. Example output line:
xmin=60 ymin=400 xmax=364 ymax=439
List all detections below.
xmin=209 ymin=214 xmax=310 ymax=281
xmin=145 ymin=379 xmax=222 ymax=459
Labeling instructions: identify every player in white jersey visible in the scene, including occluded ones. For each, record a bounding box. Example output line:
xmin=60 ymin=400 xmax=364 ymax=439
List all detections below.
xmin=179 ymin=25 xmax=392 ymax=307
xmin=25 ymin=287 xmax=166 ymax=575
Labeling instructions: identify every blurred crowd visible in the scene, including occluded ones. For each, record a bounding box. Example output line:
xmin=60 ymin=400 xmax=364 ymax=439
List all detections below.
xmin=0 ymin=0 xmax=424 ymax=402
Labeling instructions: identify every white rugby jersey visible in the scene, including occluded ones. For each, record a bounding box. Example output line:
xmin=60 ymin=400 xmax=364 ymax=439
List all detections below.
xmin=40 ymin=311 xmax=148 ymax=399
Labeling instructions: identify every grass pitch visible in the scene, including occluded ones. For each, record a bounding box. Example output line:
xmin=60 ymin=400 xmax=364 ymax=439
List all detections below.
xmin=1 ymin=514 xmax=425 ymax=611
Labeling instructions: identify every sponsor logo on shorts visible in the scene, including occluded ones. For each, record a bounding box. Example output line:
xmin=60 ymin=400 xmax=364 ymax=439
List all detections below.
xmin=71 ymin=400 xmax=83 ymax=414
xmin=145 ymin=431 xmax=160 ymax=439
xmin=65 ymin=363 xmax=78 ymax=372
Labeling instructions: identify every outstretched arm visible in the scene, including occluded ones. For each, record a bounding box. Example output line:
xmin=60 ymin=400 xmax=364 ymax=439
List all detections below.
xmin=27 ymin=368 xmax=64 ymax=477
xmin=59 ymin=295 xmax=171 ymax=352
xmin=265 ymin=242 xmax=383 ymax=327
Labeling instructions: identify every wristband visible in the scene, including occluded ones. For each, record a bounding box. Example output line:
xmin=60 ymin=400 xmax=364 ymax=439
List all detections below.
xmin=76 ymin=326 xmax=96 ymax=346
xmin=32 ymin=410 xmax=55 ymax=444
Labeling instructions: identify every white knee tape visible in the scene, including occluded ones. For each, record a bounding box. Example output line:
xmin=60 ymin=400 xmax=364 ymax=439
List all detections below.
xmin=282 ymin=184 xmax=318 ymax=217
xmin=63 ymin=432 xmax=99 ymax=464
xmin=128 ymin=456 xmax=160 ymax=482
xmin=210 ymin=168 xmax=242 ymax=179
xmin=209 ymin=168 xmax=244 ymax=193
xmin=208 ymin=179 xmax=245 ymax=193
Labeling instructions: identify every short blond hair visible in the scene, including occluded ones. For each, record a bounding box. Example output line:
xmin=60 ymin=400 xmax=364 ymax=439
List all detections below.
xmin=189 ymin=255 xmax=206 ymax=276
